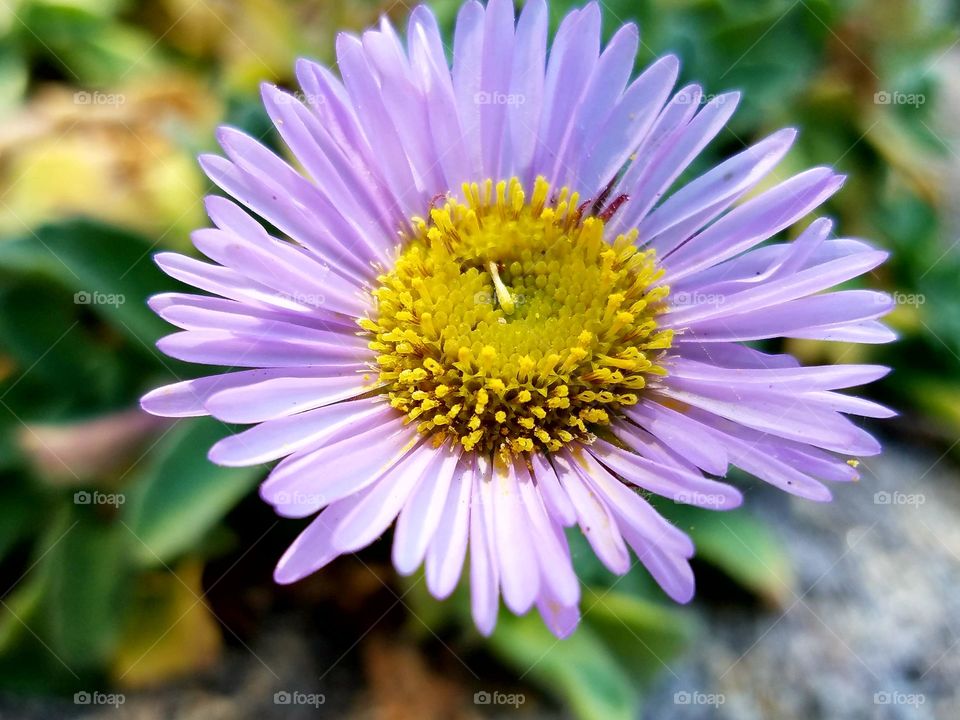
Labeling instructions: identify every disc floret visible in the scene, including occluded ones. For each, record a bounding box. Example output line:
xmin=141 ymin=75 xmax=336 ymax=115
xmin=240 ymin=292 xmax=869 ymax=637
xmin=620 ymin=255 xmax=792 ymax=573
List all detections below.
xmin=361 ymin=177 xmax=673 ymax=457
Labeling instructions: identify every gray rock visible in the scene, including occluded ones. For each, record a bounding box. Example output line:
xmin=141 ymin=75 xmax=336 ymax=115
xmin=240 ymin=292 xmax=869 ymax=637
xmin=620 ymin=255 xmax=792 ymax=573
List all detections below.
xmin=644 ymin=444 xmax=960 ymax=720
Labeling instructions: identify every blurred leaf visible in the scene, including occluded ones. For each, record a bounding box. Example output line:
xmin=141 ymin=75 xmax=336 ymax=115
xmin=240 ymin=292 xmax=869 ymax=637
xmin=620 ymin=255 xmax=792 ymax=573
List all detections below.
xmin=0 ymin=278 xmax=163 ymax=420
xmin=41 ymin=505 xmax=133 ymax=672
xmin=582 ymin=589 xmax=692 ymax=684
xmin=60 ymin=24 xmax=163 ymax=85
xmin=111 ymin=559 xmax=221 ymax=688
xmin=0 ymin=219 xmax=173 ymax=348
xmin=123 ymin=417 xmax=264 ymax=567
xmin=0 ymin=479 xmax=46 ymax=561
xmin=0 ymin=569 xmax=45 ymax=657
xmin=0 ymin=573 xmax=71 ymax=693
xmin=910 ymin=378 xmax=960 ymax=440
xmin=17 ymin=409 xmax=168 ymax=486
xmin=662 ymin=504 xmax=794 ymax=606
xmin=0 ymin=43 xmax=27 ymax=114
xmin=488 ymin=611 xmax=640 ymax=720
xmin=21 ymin=1 xmax=161 ymax=84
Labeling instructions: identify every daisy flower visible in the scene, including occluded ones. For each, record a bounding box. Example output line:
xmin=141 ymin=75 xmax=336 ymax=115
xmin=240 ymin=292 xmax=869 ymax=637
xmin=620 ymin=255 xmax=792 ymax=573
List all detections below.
xmin=141 ymin=0 xmax=894 ymax=638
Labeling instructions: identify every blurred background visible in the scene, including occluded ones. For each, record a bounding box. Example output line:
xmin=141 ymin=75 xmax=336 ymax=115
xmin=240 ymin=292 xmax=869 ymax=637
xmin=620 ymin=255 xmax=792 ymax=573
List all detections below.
xmin=0 ymin=0 xmax=958 ymax=718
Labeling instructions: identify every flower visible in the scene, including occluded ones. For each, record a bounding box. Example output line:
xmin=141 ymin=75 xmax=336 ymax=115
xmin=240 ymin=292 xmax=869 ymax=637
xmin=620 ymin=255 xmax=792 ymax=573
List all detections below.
xmin=141 ymin=0 xmax=894 ymax=638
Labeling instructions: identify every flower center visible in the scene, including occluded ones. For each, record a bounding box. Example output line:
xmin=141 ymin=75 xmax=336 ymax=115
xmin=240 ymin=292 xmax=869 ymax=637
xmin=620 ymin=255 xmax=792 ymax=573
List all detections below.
xmin=360 ymin=177 xmax=673 ymax=458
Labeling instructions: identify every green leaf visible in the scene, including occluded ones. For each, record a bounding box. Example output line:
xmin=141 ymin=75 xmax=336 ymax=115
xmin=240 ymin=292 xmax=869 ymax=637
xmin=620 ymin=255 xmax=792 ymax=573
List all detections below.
xmin=0 ymin=568 xmax=45 ymax=656
xmin=488 ymin=611 xmax=640 ymax=720
xmin=0 ymin=479 xmax=46 ymax=561
xmin=0 ymin=43 xmax=27 ymax=113
xmin=582 ymin=589 xmax=692 ymax=684
xmin=122 ymin=417 xmax=263 ymax=566
xmin=0 ymin=573 xmax=77 ymax=693
xmin=41 ymin=506 xmax=133 ymax=671
xmin=0 ymin=219 xmax=174 ymax=348
xmin=0 ymin=279 xmax=147 ymax=418
xmin=662 ymin=504 xmax=793 ymax=606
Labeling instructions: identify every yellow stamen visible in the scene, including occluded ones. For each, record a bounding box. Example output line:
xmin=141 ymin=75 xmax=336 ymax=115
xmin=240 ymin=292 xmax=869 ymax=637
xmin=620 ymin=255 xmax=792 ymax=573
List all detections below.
xmin=488 ymin=261 xmax=516 ymax=315
xmin=361 ymin=176 xmax=672 ymax=457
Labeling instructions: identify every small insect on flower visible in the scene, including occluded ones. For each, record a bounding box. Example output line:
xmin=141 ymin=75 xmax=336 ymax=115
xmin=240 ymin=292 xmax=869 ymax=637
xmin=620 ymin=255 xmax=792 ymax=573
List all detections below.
xmin=142 ymin=0 xmax=895 ymax=638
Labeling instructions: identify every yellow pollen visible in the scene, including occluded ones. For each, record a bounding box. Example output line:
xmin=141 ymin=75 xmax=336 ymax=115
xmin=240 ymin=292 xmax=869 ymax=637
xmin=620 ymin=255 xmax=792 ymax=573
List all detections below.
xmin=362 ymin=176 xmax=672 ymax=458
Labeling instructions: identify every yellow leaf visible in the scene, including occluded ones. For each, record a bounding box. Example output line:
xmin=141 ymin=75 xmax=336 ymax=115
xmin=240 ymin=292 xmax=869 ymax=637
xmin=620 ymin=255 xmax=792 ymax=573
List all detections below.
xmin=110 ymin=559 xmax=221 ymax=688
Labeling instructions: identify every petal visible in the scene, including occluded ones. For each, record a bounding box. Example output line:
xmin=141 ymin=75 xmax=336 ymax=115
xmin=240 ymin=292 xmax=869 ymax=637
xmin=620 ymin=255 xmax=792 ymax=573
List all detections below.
xmin=677 ymin=291 xmax=893 ymax=342
xmin=620 ymin=526 xmax=695 ymax=603
xmin=517 ymin=461 xmax=580 ymax=606
xmin=566 ymin=448 xmax=695 ymax=557
xmin=331 ymin=440 xmax=457 ymax=553
xmin=507 ymin=0 xmax=547 ymax=185
xmin=576 ymin=53 xmax=678 ymax=194
xmin=491 ymin=457 xmax=540 ymax=614
xmin=530 ymin=450 xmax=577 ymax=526
xmin=789 ymin=319 xmax=897 ymax=344
xmin=149 ymin=291 xmax=357 ymax=335
xmin=452 ymin=1 xmax=486 ymax=182
xmin=662 ymin=168 xmax=846 ymax=282
xmin=535 ymin=4 xmax=601 ymax=183
xmin=680 ymin=409 xmax=837 ymax=501
xmin=665 ymin=250 xmax=889 ymax=327
xmin=592 ymin=434 xmax=741 ymax=510
xmin=535 ymin=581 xmax=581 ymax=638
xmin=392 ymin=444 xmax=461 ymax=575
xmin=470 ymin=456 xmax=500 ymax=636
xmin=560 ymin=21 xmax=642 ymax=189
xmin=623 ymin=400 xmax=729 ymax=476
xmin=141 ymin=368 xmax=354 ymax=418
xmin=157 ymin=329 xmax=370 ymax=368
xmin=425 ymin=456 xmax=474 ymax=599
xmin=611 ymin=92 xmax=740 ymax=234
xmin=273 ymin=494 xmax=369 ymax=584
xmin=408 ymin=7 xmax=470 ymax=189
xmin=644 ymin=128 xmax=796 ymax=256
xmin=205 ymin=372 xmax=381 ymax=424
xmin=260 ymin=85 xmax=397 ymax=244
xmin=664 ymin=358 xmax=891 ymax=392
xmin=260 ymin=417 xmax=419 ymax=517
xmin=551 ymin=450 xmax=631 ymax=574
xmin=336 ymin=33 xmax=423 ymax=213
xmin=478 ymin=0 xmax=515 ymax=179
xmin=208 ymin=397 xmax=393 ymax=466
xmin=655 ymin=383 xmax=881 ymax=456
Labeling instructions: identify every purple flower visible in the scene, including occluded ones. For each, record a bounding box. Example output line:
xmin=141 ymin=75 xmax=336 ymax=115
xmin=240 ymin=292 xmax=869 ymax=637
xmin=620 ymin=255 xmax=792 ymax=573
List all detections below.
xmin=142 ymin=0 xmax=894 ymax=638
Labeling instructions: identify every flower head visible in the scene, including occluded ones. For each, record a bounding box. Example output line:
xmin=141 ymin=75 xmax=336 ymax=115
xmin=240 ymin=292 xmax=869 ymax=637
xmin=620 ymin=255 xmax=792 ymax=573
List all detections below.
xmin=142 ymin=0 xmax=894 ymax=638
